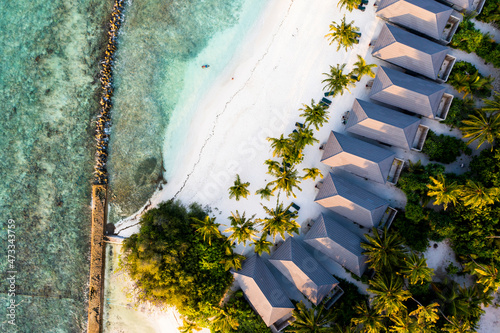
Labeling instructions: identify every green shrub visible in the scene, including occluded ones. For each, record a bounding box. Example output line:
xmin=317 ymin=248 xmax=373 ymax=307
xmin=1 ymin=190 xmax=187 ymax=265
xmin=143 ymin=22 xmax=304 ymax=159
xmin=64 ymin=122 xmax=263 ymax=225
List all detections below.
xmin=121 ymin=200 xmax=233 ymax=323
xmin=428 ymin=210 xmax=455 ymax=240
xmin=468 ymin=148 xmax=500 ymax=187
xmin=330 ymin=276 xmax=368 ymax=327
xmin=442 ymin=98 xmax=475 ymax=128
xmin=422 ymin=130 xmax=471 ymax=164
xmin=405 ymin=202 xmax=427 ymax=222
xmin=451 ymin=20 xmax=500 ymax=68
xmin=393 ymin=214 xmax=430 ymax=252
xmin=448 ymin=61 xmax=492 ymax=98
xmin=223 ymin=291 xmax=271 ymax=333
xmin=477 ymin=0 xmax=500 ymax=24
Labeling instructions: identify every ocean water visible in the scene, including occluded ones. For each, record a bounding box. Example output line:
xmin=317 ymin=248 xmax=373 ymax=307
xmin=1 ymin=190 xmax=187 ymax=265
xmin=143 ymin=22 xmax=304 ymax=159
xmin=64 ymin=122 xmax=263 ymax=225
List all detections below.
xmin=0 ymin=0 xmax=113 ymax=332
xmin=107 ymin=0 xmax=267 ymax=224
xmin=0 ymin=0 xmax=266 ymax=331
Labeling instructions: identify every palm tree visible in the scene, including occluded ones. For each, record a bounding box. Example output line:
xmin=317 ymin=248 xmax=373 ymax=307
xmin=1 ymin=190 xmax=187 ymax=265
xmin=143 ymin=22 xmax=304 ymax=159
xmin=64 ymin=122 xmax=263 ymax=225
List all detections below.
xmin=322 ymin=63 xmax=355 ymax=97
xmin=191 ymin=215 xmax=222 ymax=245
xmin=361 ymin=227 xmax=406 ymax=272
xmin=259 ymin=201 xmax=299 ymax=241
xmin=368 ymin=274 xmax=412 ymax=315
xmin=302 ymin=167 xmax=323 ymax=181
xmin=337 ymin=0 xmax=360 ymax=12
xmin=482 ymin=91 xmax=500 ymax=112
xmin=255 ymin=185 xmax=273 ymax=200
xmin=211 ymin=308 xmax=239 ymax=332
xmin=267 ymin=165 xmax=303 ymax=198
xmin=456 ymin=284 xmax=485 ymax=321
xmin=441 ymin=317 xmax=475 ymax=333
xmin=224 ymin=211 xmax=257 ymax=246
xmin=460 ymin=109 xmax=500 ymax=149
xmin=299 ymin=100 xmax=330 ymax=130
xmin=471 ymin=261 xmax=500 ymax=294
xmin=351 ymin=302 xmax=385 ymax=333
xmin=426 ymin=174 xmax=461 ymax=210
xmin=460 ymin=179 xmax=500 ymax=209
xmin=450 ymin=71 xmax=493 ymax=99
xmin=288 ymin=301 xmax=336 ymax=333
xmin=252 ymin=234 xmax=273 ymax=255
xmin=268 ymin=134 xmax=294 ymax=158
xmin=432 ymin=279 xmax=469 ymax=318
xmin=399 ymin=252 xmax=434 ymax=285
xmin=389 ymin=311 xmax=420 ymax=333
xmin=220 ymin=252 xmax=246 ymax=271
xmin=289 ymin=127 xmax=319 ymax=150
xmin=351 ymin=55 xmax=376 ymax=81
xmin=228 ymin=174 xmax=250 ymax=201
xmin=325 ymin=16 xmax=360 ymax=52
xmin=179 ymin=319 xmax=202 ymax=333
xmin=409 ymin=303 xmax=440 ymax=326
xmin=332 ymin=323 xmax=359 ymax=333
xmin=264 ymin=159 xmax=281 ymax=174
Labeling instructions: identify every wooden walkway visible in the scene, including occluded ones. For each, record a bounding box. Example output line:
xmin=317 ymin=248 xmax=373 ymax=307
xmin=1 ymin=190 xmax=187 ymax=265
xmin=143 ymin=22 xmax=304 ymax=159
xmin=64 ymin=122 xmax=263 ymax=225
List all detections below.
xmin=87 ymin=185 xmax=108 ymax=333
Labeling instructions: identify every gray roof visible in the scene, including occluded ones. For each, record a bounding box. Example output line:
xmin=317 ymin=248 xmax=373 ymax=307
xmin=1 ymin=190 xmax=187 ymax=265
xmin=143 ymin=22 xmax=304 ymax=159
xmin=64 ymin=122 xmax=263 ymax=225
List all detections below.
xmin=321 ymin=131 xmax=395 ymax=184
xmin=346 ymin=99 xmax=421 ymax=150
xmin=447 ymin=0 xmax=474 ymax=10
xmin=233 ymin=255 xmax=294 ymax=326
xmin=315 ymin=172 xmax=389 ymax=228
xmin=269 ymin=237 xmax=339 ymax=305
xmin=376 ymin=0 xmax=454 ymax=40
xmin=372 ymin=24 xmax=449 ymax=80
xmin=304 ymin=213 xmax=368 ymax=277
xmin=370 ymin=66 xmax=446 ymax=118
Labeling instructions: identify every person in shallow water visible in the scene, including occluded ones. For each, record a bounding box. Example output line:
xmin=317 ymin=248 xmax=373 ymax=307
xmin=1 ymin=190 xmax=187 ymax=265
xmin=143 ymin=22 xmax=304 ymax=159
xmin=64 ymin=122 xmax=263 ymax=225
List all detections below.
xmin=202 ymin=64 xmax=210 ymax=68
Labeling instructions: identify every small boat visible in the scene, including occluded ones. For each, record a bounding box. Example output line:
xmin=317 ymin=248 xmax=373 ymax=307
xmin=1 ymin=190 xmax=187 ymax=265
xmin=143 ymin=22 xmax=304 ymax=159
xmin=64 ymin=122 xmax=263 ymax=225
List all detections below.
xmin=202 ymin=64 xmax=210 ymax=68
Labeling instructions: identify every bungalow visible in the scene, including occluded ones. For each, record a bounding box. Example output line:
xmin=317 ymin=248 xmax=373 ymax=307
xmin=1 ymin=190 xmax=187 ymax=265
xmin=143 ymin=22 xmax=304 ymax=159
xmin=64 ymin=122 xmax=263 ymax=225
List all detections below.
xmin=376 ymin=0 xmax=461 ymax=44
xmin=321 ymin=131 xmax=404 ymax=184
xmin=232 ymin=255 xmax=295 ymax=331
xmin=269 ymin=237 xmax=342 ymax=307
xmin=346 ymin=99 xmax=429 ymax=151
xmin=304 ymin=213 xmax=368 ymax=277
xmin=369 ymin=66 xmax=453 ymax=120
xmin=437 ymin=0 xmax=485 ymax=14
xmin=315 ymin=172 xmax=396 ymax=228
xmin=372 ymin=23 xmax=456 ymax=82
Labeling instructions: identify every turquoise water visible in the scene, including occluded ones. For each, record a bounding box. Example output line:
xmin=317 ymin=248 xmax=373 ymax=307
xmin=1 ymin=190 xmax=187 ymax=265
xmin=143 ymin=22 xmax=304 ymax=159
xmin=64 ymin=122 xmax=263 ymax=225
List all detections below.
xmin=107 ymin=0 xmax=267 ymax=223
xmin=0 ymin=0 xmax=267 ymax=331
xmin=0 ymin=0 xmax=112 ymax=332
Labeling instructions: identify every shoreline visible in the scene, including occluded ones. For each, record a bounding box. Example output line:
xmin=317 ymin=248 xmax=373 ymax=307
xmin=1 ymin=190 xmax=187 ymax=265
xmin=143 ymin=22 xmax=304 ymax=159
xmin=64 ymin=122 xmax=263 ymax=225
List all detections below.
xmin=116 ymin=0 xmax=384 ymax=239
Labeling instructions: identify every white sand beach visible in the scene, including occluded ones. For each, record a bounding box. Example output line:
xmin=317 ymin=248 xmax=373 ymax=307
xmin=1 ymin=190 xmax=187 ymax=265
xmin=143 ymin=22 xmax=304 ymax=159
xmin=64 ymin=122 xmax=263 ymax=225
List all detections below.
xmin=110 ymin=0 xmax=500 ymax=331
xmin=117 ymin=0 xmax=388 ymax=238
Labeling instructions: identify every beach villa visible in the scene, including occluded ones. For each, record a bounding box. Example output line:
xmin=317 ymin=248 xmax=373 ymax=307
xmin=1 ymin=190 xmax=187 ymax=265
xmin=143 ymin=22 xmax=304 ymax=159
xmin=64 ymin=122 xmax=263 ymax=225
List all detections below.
xmin=437 ymin=0 xmax=485 ymax=13
xmin=304 ymin=213 xmax=368 ymax=277
xmin=321 ymin=131 xmax=405 ymax=184
xmin=346 ymin=99 xmax=429 ymax=151
xmin=269 ymin=237 xmax=343 ymax=307
xmin=232 ymin=255 xmax=295 ymax=332
xmin=315 ymin=173 xmax=396 ymax=229
xmin=375 ymin=0 xmax=461 ymax=44
xmin=369 ymin=66 xmax=453 ymax=120
xmin=371 ymin=23 xmax=456 ymax=82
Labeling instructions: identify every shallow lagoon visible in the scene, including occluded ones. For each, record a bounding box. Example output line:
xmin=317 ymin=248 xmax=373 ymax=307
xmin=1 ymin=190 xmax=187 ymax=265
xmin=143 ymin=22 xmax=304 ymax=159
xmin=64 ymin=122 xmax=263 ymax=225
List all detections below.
xmin=0 ymin=0 xmax=112 ymax=331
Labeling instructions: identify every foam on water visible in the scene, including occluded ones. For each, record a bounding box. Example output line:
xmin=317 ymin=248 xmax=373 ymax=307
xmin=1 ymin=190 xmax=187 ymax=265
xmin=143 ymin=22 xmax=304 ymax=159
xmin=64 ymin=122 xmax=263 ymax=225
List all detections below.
xmin=107 ymin=0 xmax=267 ymax=223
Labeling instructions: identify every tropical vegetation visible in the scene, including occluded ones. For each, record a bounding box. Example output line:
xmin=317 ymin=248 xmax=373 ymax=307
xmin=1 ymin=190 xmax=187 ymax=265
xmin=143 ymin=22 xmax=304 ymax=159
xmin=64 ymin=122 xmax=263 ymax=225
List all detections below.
xmin=120 ymin=200 xmax=234 ymax=327
xmin=325 ymin=16 xmax=360 ymax=52
xmin=422 ymin=130 xmax=471 ymax=164
xmin=451 ymin=19 xmax=500 ymax=68
xmin=228 ymin=174 xmax=251 ymax=201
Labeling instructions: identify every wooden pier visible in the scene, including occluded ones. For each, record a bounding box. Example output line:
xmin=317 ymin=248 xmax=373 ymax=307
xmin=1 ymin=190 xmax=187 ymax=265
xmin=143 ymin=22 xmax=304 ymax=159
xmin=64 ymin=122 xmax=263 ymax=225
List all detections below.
xmin=87 ymin=185 xmax=108 ymax=333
